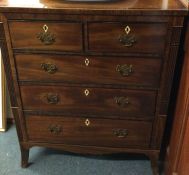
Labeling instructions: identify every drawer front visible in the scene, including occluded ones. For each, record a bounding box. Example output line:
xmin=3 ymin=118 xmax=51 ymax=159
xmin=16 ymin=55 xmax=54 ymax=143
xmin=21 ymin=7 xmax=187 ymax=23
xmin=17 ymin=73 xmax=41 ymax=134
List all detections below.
xmin=9 ymin=21 xmax=83 ymax=51
xmin=26 ymin=115 xmax=152 ymax=148
xmin=16 ymin=54 xmax=161 ymax=87
xmin=88 ymin=22 xmax=167 ymax=54
xmin=20 ymin=86 xmax=157 ymax=118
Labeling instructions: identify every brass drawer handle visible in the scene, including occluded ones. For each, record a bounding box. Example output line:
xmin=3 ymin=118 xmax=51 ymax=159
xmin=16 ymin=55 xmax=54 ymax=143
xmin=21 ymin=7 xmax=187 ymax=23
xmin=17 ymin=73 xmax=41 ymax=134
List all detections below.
xmin=119 ymin=35 xmax=136 ymax=47
xmin=113 ymin=129 xmax=128 ymax=138
xmin=119 ymin=26 xmax=136 ymax=47
xmin=115 ymin=97 xmax=130 ymax=107
xmin=37 ymin=24 xmax=56 ymax=45
xmin=46 ymin=93 xmax=59 ymax=104
xmin=116 ymin=64 xmax=133 ymax=76
xmin=41 ymin=63 xmax=57 ymax=74
xmin=48 ymin=125 xmax=62 ymax=135
xmin=85 ymin=119 xmax=90 ymax=126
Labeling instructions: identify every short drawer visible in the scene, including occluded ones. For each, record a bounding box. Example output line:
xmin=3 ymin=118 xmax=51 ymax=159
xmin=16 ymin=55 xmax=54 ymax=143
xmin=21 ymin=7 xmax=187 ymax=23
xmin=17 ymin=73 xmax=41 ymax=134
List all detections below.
xmin=9 ymin=21 xmax=83 ymax=51
xmin=20 ymin=86 xmax=157 ymax=118
xmin=26 ymin=115 xmax=152 ymax=148
xmin=88 ymin=22 xmax=167 ymax=54
xmin=16 ymin=54 xmax=161 ymax=87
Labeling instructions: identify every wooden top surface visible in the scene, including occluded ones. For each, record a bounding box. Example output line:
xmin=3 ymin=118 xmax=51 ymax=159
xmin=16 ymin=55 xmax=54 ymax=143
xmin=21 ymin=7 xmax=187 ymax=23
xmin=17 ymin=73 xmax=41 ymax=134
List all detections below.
xmin=0 ymin=0 xmax=187 ymax=15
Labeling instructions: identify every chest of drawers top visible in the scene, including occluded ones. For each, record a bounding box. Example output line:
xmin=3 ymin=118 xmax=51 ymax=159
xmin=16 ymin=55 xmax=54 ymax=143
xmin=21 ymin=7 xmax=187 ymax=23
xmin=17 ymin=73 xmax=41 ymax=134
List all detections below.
xmin=0 ymin=0 xmax=187 ymax=15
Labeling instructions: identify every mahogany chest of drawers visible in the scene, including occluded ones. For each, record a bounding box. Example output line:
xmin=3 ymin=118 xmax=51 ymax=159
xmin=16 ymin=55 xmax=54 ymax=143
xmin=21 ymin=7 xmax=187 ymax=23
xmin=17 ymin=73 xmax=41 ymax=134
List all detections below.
xmin=0 ymin=0 xmax=187 ymax=174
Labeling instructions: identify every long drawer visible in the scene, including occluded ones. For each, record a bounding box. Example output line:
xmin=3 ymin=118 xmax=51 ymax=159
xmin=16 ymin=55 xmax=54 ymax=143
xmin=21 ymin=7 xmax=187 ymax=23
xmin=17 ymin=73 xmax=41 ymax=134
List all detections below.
xmin=26 ymin=115 xmax=152 ymax=148
xmin=16 ymin=54 xmax=161 ymax=87
xmin=9 ymin=21 xmax=83 ymax=51
xmin=88 ymin=22 xmax=167 ymax=54
xmin=20 ymin=85 xmax=157 ymax=118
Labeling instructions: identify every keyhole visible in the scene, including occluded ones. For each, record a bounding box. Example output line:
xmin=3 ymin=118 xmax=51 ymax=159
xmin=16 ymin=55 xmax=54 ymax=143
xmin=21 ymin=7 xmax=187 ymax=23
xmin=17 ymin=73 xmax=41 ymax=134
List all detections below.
xmin=84 ymin=89 xmax=90 ymax=96
xmin=125 ymin=26 xmax=131 ymax=35
xmin=43 ymin=24 xmax=49 ymax=33
xmin=85 ymin=58 xmax=90 ymax=66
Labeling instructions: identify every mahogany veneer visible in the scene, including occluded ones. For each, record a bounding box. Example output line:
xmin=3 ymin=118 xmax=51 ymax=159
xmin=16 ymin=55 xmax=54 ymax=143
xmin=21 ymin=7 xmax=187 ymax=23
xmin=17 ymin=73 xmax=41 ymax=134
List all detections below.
xmin=20 ymin=85 xmax=157 ymax=117
xmin=26 ymin=115 xmax=152 ymax=148
xmin=88 ymin=22 xmax=167 ymax=54
xmin=9 ymin=21 xmax=83 ymax=51
xmin=15 ymin=54 xmax=162 ymax=87
xmin=0 ymin=0 xmax=187 ymax=175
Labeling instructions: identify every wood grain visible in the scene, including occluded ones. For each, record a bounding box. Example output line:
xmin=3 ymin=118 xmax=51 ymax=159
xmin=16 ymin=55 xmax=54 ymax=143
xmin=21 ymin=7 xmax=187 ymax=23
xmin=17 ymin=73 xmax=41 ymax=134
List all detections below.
xmin=15 ymin=54 xmax=162 ymax=87
xmin=88 ymin=22 xmax=167 ymax=55
xmin=26 ymin=115 xmax=152 ymax=148
xmin=0 ymin=0 xmax=187 ymax=15
xmin=20 ymin=85 xmax=157 ymax=118
xmin=9 ymin=21 xmax=83 ymax=52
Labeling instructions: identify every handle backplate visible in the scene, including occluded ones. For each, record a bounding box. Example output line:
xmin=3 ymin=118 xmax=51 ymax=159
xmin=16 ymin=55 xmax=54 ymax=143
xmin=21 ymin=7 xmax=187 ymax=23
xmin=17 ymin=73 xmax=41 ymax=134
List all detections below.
xmin=119 ymin=34 xmax=136 ymax=47
xmin=41 ymin=63 xmax=57 ymax=74
xmin=119 ymin=25 xmax=136 ymax=47
xmin=116 ymin=64 xmax=133 ymax=76
xmin=115 ymin=96 xmax=130 ymax=107
xmin=113 ymin=129 xmax=128 ymax=138
xmin=46 ymin=93 xmax=59 ymax=104
xmin=48 ymin=125 xmax=62 ymax=134
xmin=37 ymin=24 xmax=56 ymax=45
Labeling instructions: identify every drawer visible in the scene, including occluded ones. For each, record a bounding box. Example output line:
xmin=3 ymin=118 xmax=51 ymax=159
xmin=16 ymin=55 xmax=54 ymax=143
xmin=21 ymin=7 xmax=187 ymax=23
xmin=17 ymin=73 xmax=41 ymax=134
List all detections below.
xmin=88 ymin=22 xmax=167 ymax=54
xmin=20 ymin=86 xmax=157 ymax=118
xmin=16 ymin=54 xmax=161 ymax=87
xmin=9 ymin=21 xmax=83 ymax=51
xmin=26 ymin=115 xmax=152 ymax=148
